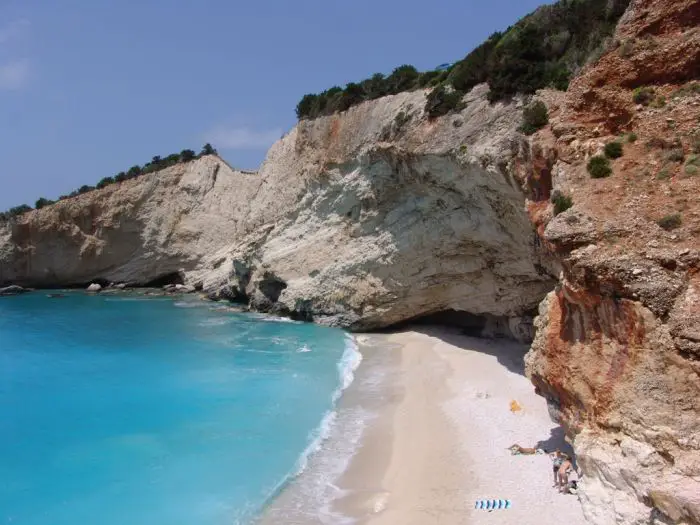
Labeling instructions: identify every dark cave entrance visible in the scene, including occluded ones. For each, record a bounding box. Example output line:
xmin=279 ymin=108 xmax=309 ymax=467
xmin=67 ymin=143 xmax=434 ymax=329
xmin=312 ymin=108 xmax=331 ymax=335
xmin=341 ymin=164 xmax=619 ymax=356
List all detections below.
xmin=388 ymin=309 xmax=537 ymax=342
xmin=143 ymin=272 xmax=184 ymax=288
xmin=394 ymin=309 xmax=492 ymax=338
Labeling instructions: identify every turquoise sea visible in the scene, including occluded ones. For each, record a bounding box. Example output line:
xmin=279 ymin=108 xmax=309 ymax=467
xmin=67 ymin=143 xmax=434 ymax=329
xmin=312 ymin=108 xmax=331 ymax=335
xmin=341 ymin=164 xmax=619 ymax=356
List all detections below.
xmin=0 ymin=292 xmax=358 ymax=524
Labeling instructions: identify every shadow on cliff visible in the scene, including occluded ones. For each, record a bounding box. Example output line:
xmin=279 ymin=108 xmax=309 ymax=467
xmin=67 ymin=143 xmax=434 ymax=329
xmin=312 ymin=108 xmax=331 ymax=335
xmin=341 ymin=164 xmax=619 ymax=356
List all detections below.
xmin=388 ymin=324 xmax=527 ymax=376
xmin=535 ymin=425 xmax=575 ymax=459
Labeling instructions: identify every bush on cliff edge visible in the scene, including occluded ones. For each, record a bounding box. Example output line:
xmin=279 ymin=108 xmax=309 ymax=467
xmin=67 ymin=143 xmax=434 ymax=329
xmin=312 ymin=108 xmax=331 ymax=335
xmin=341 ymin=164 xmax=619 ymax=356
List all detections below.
xmin=519 ymin=100 xmax=549 ymax=135
xmin=587 ymin=155 xmax=612 ymax=178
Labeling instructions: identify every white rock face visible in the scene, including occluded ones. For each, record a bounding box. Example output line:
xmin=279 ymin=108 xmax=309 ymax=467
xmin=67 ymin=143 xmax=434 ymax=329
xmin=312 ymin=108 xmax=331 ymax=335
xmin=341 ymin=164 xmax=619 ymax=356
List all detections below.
xmin=0 ymin=155 xmax=261 ymax=287
xmin=86 ymin=283 xmax=102 ymax=292
xmin=0 ymin=85 xmax=555 ymax=331
xmin=192 ymin=85 xmax=555 ymax=330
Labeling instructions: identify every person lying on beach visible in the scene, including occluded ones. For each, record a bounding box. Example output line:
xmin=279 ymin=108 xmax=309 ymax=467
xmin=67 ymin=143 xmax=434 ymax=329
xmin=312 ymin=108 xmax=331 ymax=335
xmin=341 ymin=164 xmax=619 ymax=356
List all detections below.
xmin=557 ymin=456 xmax=574 ymax=493
xmin=508 ymin=444 xmax=545 ymax=455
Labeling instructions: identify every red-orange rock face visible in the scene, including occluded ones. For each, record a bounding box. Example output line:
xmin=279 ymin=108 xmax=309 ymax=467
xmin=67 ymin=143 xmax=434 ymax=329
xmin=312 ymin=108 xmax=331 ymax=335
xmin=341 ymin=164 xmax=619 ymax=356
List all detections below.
xmin=524 ymin=1 xmax=700 ymax=523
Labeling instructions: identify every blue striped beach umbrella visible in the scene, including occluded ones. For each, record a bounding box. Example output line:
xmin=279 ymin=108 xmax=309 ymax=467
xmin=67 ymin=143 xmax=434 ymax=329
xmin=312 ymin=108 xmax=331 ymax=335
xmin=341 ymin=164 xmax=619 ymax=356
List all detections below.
xmin=475 ymin=499 xmax=512 ymax=510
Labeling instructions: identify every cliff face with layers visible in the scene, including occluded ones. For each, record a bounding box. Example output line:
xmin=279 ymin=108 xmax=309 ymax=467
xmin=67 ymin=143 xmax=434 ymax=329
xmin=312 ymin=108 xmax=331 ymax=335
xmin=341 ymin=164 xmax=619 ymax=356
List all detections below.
xmin=190 ymin=85 xmax=555 ymax=333
xmin=524 ymin=1 xmax=700 ymax=523
xmin=0 ymin=85 xmax=554 ymax=335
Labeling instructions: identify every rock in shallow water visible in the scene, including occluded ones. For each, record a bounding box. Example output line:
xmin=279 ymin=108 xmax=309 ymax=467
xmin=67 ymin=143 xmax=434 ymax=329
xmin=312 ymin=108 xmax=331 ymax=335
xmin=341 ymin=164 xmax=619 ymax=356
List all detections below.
xmin=0 ymin=285 xmax=28 ymax=296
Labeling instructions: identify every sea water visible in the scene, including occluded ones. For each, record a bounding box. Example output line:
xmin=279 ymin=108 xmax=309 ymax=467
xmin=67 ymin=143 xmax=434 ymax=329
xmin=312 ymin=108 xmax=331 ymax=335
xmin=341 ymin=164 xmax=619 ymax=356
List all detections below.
xmin=0 ymin=292 xmax=357 ymax=525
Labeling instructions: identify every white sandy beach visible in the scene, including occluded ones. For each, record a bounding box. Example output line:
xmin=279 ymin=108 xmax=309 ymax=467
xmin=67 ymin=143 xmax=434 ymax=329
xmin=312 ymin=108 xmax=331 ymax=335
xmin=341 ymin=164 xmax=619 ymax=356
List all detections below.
xmin=261 ymin=327 xmax=587 ymax=525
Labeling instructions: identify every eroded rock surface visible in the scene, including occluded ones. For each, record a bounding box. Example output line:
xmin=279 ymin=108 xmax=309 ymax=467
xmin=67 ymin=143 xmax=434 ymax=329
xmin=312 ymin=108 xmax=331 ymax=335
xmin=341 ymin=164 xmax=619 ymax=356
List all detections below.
xmin=524 ymin=1 xmax=700 ymax=523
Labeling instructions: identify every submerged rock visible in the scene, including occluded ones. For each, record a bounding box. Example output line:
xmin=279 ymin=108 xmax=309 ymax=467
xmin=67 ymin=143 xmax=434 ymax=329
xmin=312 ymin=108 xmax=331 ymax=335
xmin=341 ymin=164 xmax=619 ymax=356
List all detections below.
xmin=0 ymin=285 xmax=28 ymax=296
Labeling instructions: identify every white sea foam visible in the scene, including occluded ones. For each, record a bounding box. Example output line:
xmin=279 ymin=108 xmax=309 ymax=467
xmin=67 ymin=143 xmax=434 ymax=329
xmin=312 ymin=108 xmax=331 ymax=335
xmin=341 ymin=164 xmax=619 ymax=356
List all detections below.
xmin=173 ymin=301 xmax=204 ymax=308
xmin=297 ymin=344 xmax=312 ymax=353
xmin=338 ymin=335 xmax=362 ymax=392
xmin=197 ymin=317 xmax=232 ymax=327
xmin=294 ymin=336 xmax=362 ymax=475
xmin=249 ymin=313 xmax=302 ymax=324
xmin=104 ymin=297 xmax=168 ymax=302
xmin=259 ymin=335 xmax=370 ymax=524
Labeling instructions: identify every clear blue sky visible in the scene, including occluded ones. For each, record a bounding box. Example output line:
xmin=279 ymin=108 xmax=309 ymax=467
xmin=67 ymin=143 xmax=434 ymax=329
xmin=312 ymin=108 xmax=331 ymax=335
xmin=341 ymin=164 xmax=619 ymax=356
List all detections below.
xmin=0 ymin=0 xmax=549 ymax=210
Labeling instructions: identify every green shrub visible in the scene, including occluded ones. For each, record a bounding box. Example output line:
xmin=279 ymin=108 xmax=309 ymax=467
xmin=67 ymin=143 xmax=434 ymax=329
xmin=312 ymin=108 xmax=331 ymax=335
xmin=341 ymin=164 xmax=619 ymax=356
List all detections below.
xmin=684 ymin=155 xmax=699 ymax=176
xmin=587 ymin=155 xmax=612 ymax=178
xmin=200 ymin=143 xmax=217 ymax=156
xmin=692 ymin=133 xmax=700 ymax=154
xmin=296 ymin=94 xmax=319 ymax=120
xmin=417 ymin=71 xmax=440 ymax=88
xmin=35 ymin=198 xmax=54 ymax=209
xmin=552 ymin=193 xmax=573 ymax=215
xmin=655 ymin=167 xmax=671 ymax=180
xmin=633 ymin=86 xmax=655 ymax=105
xmin=657 ymin=214 xmax=681 ymax=230
xmin=425 ymin=85 xmax=464 ymax=119
xmin=603 ymin=141 xmax=623 ymax=159
xmin=447 ymin=32 xmax=500 ymax=93
xmin=180 ymin=149 xmax=196 ymax=162
xmin=627 ymin=132 xmax=638 ymax=143
xmin=386 ymin=65 xmax=420 ymax=94
xmin=114 ymin=172 xmax=128 ymax=183
xmin=394 ymin=111 xmax=411 ymax=129
xmin=362 ymin=73 xmax=388 ymax=99
xmin=604 ymin=141 xmax=623 ymax=158
xmin=665 ymin=148 xmax=685 ymax=163
xmin=519 ymin=100 xmax=549 ymax=135
xmin=96 ymin=176 xmax=114 ymax=189
xmin=6 ymin=204 xmax=32 ymax=217
xmin=429 ymin=71 xmax=449 ymax=87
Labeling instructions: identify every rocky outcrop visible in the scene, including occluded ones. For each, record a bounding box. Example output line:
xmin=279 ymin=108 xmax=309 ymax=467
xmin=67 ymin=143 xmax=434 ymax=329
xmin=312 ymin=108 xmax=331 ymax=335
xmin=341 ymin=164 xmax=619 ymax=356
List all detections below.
xmin=524 ymin=1 xmax=700 ymax=523
xmin=0 ymin=285 xmax=28 ymax=296
xmin=0 ymin=85 xmax=555 ymax=334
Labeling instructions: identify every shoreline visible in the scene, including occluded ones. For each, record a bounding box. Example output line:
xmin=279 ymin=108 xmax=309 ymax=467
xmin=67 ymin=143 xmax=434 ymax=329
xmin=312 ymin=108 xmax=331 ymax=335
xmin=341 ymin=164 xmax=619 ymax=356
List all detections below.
xmin=260 ymin=327 xmax=587 ymax=524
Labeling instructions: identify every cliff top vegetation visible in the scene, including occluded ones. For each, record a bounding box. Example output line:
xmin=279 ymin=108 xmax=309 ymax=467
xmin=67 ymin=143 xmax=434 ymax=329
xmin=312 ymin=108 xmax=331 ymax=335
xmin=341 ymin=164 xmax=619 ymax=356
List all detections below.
xmin=295 ymin=0 xmax=631 ymax=120
xmin=0 ymin=144 xmax=218 ymax=222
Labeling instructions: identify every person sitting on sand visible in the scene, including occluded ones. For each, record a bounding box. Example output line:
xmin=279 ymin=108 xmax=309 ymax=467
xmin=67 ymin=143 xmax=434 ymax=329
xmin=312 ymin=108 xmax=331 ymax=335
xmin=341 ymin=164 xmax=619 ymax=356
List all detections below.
xmin=550 ymin=450 xmax=565 ymax=488
xmin=558 ymin=455 xmax=574 ymax=493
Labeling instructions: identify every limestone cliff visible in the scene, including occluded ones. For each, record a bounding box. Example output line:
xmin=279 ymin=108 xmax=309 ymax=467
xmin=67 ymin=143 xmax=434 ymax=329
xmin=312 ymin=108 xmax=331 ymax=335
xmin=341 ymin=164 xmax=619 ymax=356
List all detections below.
xmin=524 ymin=1 xmax=700 ymax=523
xmin=191 ymin=85 xmax=557 ymax=333
xmin=0 ymin=156 xmax=262 ymax=287
xmin=0 ymin=85 xmax=555 ymax=335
